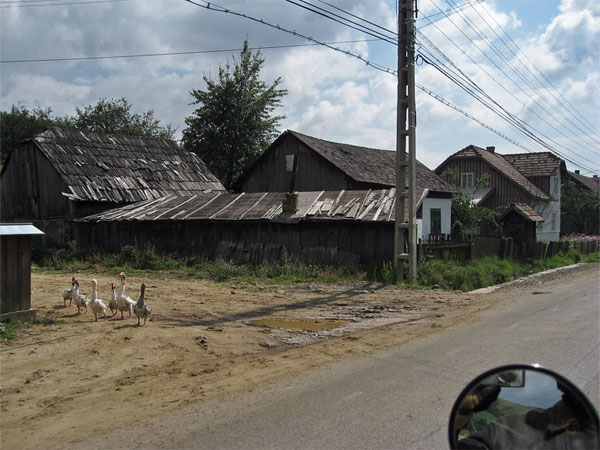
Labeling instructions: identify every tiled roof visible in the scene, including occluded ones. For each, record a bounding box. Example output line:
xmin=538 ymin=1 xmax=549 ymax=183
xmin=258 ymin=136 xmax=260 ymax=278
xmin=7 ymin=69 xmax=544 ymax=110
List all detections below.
xmin=25 ymin=127 xmax=225 ymax=203
xmin=501 ymin=203 xmax=544 ymax=223
xmin=502 ymin=152 xmax=563 ymax=177
xmin=76 ymin=188 xmax=428 ymax=224
xmin=440 ymin=145 xmax=550 ymax=201
xmin=567 ymin=171 xmax=600 ymax=192
xmin=285 ymin=130 xmax=456 ymax=193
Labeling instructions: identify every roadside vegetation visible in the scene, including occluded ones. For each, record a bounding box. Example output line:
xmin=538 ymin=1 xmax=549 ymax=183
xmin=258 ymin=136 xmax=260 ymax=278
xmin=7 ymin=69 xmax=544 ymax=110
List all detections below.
xmin=0 ymin=317 xmax=63 ymax=340
xmin=31 ymin=239 xmax=599 ymax=292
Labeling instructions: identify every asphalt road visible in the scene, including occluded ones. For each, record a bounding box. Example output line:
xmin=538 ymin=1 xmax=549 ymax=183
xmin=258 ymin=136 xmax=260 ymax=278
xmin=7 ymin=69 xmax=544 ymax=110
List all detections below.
xmin=77 ymin=264 xmax=599 ymax=450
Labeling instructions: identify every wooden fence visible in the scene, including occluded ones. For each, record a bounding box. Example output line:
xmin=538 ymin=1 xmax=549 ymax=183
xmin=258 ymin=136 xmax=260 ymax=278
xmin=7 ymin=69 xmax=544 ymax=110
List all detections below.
xmin=419 ymin=235 xmax=599 ymax=262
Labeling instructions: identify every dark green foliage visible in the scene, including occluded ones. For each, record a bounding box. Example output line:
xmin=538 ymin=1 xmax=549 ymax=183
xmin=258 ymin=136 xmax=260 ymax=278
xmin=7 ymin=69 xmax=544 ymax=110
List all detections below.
xmin=561 ymin=181 xmax=600 ymax=235
xmin=1 ymin=99 xmax=174 ymax=167
xmin=0 ymin=105 xmax=67 ymax=165
xmin=182 ymin=41 xmax=287 ymax=190
xmin=65 ymin=97 xmax=175 ymax=139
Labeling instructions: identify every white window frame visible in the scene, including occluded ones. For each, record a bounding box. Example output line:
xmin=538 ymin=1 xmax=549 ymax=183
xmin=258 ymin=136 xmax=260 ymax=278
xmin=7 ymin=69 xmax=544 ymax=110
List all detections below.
xmin=461 ymin=172 xmax=474 ymax=188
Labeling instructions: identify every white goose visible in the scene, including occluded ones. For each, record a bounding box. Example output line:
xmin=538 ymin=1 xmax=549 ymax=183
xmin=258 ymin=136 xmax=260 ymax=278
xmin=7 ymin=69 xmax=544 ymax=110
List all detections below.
xmin=116 ymin=272 xmax=136 ymax=320
xmin=61 ymin=276 xmax=76 ymax=307
xmin=72 ymin=279 xmax=89 ymax=315
xmin=134 ymin=283 xmax=152 ymax=327
xmin=108 ymin=283 xmax=119 ymax=318
xmin=89 ymin=279 xmax=108 ymax=322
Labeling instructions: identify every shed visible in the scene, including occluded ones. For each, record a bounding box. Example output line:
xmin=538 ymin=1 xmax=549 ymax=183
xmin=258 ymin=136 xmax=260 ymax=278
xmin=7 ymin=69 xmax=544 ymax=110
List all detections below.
xmin=500 ymin=204 xmax=544 ymax=258
xmin=73 ymin=189 xmax=424 ymax=265
xmin=0 ymin=127 xmax=225 ymax=245
xmin=1 ymin=223 xmax=44 ymax=321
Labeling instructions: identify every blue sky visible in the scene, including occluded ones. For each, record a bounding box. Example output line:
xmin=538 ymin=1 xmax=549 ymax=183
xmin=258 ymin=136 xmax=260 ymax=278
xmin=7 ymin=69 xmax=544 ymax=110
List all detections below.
xmin=1 ymin=0 xmax=598 ymax=175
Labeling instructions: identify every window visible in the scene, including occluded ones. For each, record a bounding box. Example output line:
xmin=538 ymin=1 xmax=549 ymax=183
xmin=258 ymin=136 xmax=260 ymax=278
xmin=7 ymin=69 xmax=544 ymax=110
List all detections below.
xmin=461 ymin=172 xmax=474 ymax=188
xmin=430 ymin=208 xmax=441 ymax=235
xmin=552 ymin=212 xmax=557 ymax=231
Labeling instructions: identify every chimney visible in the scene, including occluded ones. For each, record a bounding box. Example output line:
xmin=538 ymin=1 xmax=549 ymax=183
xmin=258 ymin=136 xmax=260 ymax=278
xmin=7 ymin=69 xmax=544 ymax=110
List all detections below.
xmin=486 ymin=146 xmax=495 ymax=153
xmin=282 ymin=192 xmax=298 ymax=213
xmin=575 ymin=170 xmax=580 ymax=175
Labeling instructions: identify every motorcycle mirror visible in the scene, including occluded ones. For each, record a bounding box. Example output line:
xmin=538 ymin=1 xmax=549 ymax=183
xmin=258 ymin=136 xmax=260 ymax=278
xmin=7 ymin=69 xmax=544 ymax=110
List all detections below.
xmin=449 ymin=364 xmax=599 ymax=450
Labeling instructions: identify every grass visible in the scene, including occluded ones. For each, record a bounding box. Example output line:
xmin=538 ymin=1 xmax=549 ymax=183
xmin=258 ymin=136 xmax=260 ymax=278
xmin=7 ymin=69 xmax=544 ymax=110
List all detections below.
xmin=31 ymin=243 xmax=598 ymax=291
xmin=0 ymin=318 xmax=64 ymax=340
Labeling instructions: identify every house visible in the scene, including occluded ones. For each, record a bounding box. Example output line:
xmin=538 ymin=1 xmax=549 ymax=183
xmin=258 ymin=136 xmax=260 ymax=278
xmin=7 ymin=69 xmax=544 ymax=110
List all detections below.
xmin=235 ymin=130 xmax=455 ymax=241
xmin=1 ymin=223 xmax=44 ymax=321
xmin=0 ymin=127 xmax=226 ymax=245
xmin=565 ymin=170 xmax=599 ymax=193
xmin=435 ymin=145 xmax=565 ymax=241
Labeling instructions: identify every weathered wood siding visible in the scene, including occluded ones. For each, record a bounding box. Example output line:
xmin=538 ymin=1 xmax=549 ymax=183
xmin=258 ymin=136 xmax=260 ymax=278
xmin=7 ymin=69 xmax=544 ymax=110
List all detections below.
xmin=240 ymin=135 xmax=387 ymax=193
xmin=440 ymin=159 xmax=535 ymax=209
xmin=72 ymin=219 xmax=394 ymax=265
xmin=0 ymin=235 xmax=32 ymax=317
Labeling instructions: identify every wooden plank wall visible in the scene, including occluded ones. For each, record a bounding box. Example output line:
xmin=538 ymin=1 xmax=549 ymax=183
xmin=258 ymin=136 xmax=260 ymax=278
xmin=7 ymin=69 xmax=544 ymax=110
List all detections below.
xmin=72 ymin=219 xmax=395 ymax=265
xmin=0 ymin=236 xmax=32 ymax=315
xmin=441 ymin=160 xmax=534 ymax=209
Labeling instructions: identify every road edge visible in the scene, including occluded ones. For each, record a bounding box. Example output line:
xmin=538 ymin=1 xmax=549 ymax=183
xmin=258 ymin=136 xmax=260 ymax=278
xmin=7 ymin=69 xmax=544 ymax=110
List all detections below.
xmin=470 ymin=263 xmax=590 ymax=294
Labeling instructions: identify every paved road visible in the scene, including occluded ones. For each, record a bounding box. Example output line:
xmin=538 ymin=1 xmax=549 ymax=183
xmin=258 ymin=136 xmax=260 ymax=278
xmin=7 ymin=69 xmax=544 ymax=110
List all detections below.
xmin=77 ymin=265 xmax=599 ymax=449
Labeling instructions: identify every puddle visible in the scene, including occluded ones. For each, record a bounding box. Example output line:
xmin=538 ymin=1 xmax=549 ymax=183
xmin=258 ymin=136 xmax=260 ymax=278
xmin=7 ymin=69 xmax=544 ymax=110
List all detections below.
xmin=249 ymin=317 xmax=349 ymax=331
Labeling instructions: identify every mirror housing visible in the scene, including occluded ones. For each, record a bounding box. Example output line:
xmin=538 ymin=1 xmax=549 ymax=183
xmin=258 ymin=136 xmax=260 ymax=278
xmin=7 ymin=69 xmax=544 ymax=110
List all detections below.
xmin=449 ymin=364 xmax=599 ymax=449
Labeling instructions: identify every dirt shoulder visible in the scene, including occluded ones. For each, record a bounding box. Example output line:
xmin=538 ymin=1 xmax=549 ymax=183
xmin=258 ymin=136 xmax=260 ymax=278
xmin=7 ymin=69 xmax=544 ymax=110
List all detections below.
xmin=1 ymin=264 xmax=594 ymax=449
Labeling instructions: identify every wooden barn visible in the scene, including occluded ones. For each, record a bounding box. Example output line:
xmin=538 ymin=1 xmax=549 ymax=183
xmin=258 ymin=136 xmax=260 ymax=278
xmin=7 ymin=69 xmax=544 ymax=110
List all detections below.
xmin=435 ymin=145 xmax=564 ymax=241
xmin=235 ymin=130 xmax=455 ymax=241
xmin=73 ymin=189 xmax=421 ymax=266
xmin=0 ymin=127 xmax=225 ymax=246
xmin=1 ymin=223 xmax=44 ymax=321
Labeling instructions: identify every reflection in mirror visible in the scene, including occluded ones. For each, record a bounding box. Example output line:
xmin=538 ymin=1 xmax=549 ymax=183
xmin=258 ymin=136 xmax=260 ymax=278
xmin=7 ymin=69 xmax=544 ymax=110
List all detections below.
xmin=450 ymin=366 xmax=599 ymax=450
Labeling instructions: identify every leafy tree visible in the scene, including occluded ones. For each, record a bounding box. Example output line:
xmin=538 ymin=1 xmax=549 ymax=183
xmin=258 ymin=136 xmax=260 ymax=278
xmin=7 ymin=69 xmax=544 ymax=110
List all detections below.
xmin=182 ymin=40 xmax=287 ymax=190
xmin=440 ymin=169 xmax=501 ymax=239
xmin=65 ymin=97 xmax=174 ymax=139
xmin=1 ymin=99 xmax=174 ymax=167
xmin=0 ymin=105 xmax=67 ymax=165
xmin=561 ymin=181 xmax=600 ymax=235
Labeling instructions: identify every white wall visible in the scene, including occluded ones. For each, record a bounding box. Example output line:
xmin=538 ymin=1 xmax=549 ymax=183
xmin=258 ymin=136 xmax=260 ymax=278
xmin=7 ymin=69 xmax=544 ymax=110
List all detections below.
xmin=533 ymin=169 xmax=561 ymax=242
xmin=421 ymin=197 xmax=452 ymax=241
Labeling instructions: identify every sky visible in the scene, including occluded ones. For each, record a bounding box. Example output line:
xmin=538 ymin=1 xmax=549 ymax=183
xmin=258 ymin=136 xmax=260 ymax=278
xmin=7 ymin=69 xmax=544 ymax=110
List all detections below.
xmin=1 ymin=0 xmax=598 ymax=176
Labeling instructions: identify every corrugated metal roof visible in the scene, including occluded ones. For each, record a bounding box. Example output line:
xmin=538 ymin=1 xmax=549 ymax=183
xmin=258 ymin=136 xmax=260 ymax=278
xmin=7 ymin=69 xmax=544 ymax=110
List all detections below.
xmin=23 ymin=127 xmax=226 ymax=204
xmin=76 ymin=188 xmax=428 ymax=224
xmin=0 ymin=223 xmax=45 ymax=236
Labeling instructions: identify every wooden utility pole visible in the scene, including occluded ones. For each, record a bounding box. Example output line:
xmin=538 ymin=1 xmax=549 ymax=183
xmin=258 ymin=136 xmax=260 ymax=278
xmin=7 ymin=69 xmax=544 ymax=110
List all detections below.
xmin=394 ymin=0 xmax=417 ymax=281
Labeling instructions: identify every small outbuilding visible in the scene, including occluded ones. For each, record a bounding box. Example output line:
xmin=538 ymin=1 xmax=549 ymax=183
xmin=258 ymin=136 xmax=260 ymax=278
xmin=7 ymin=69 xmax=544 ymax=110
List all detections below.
xmin=1 ymin=223 xmax=44 ymax=322
xmin=500 ymin=203 xmax=544 ymax=258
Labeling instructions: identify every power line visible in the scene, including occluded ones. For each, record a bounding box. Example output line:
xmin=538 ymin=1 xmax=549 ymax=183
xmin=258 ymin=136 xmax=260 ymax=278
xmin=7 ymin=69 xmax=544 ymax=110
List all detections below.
xmin=0 ymin=39 xmax=378 ymax=64
xmin=0 ymin=0 xmax=131 ymax=7
xmin=442 ymin=0 xmax=600 ymax=148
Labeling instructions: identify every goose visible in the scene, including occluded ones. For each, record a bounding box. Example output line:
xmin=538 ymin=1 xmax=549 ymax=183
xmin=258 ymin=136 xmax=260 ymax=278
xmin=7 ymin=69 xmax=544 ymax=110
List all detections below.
xmin=72 ymin=279 xmax=89 ymax=315
xmin=116 ymin=272 xmax=136 ymax=320
xmin=89 ymin=279 xmax=108 ymax=322
xmin=108 ymin=283 xmax=119 ymax=318
xmin=134 ymin=283 xmax=152 ymax=327
xmin=61 ymin=276 xmax=76 ymax=307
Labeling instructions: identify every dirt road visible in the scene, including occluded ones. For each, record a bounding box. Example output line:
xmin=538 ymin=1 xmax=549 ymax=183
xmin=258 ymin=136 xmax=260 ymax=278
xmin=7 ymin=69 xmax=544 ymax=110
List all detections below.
xmin=2 ymin=266 xmax=590 ymax=449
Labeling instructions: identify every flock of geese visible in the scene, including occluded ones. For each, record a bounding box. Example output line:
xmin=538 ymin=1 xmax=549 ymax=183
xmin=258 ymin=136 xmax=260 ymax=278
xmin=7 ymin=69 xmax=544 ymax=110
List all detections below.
xmin=62 ymin=272 xmax=152 ymax=326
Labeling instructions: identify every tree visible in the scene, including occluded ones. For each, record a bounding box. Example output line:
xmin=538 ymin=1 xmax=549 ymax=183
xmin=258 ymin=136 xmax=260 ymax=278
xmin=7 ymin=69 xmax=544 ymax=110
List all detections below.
xmin=561 ymin=181 xmax=600 ymax=235
xmin=0 ymin=105 xmax=67 ymax=165
xmin=65 ymin=97 xmax=175 ymax=139
xmin=182 ymin=40 xmax=287 ymax=190
xmin=440 ymin=168 xmax=501 ymax=239
xmin=0 ymin=99 xmax=174 ymax=167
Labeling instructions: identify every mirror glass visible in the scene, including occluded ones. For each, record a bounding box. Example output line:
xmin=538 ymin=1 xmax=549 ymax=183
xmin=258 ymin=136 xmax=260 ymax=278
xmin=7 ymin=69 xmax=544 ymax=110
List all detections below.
xmin=450 ymin=366 xmax=599 ymax=450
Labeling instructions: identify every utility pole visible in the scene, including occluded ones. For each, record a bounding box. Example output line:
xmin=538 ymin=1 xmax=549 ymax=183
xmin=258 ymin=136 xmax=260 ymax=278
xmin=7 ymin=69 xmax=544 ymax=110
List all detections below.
xmin=394 ymin=0 xmax=417 ymax=282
